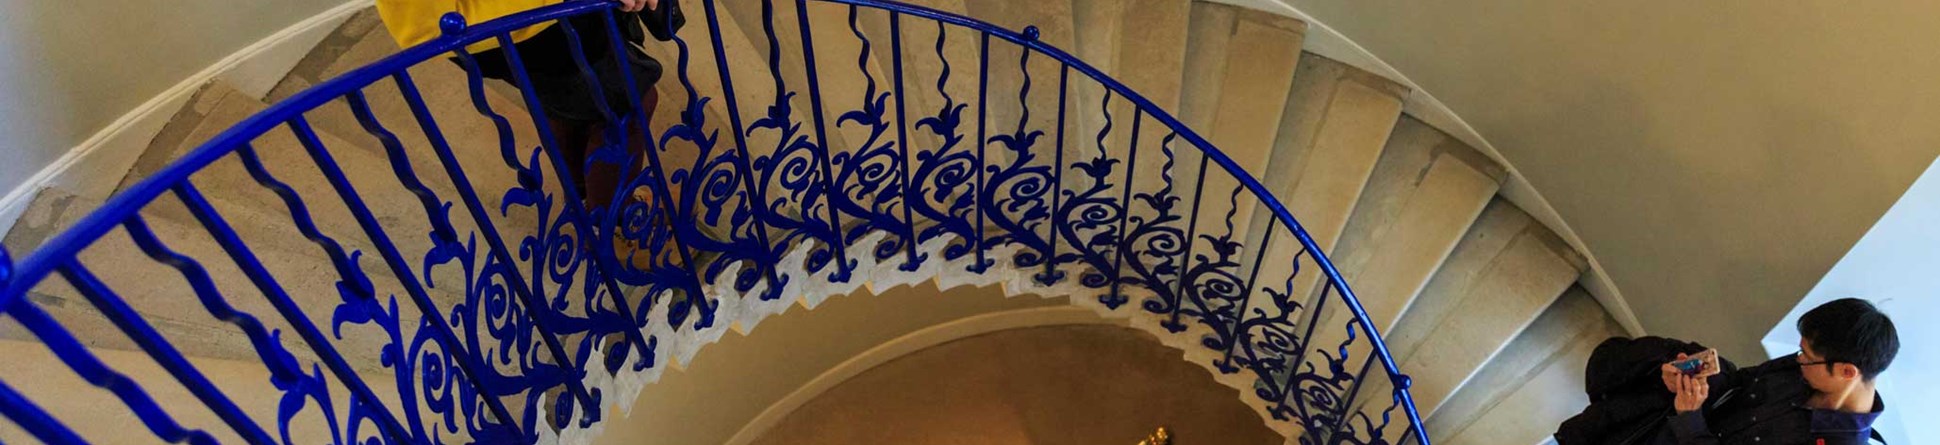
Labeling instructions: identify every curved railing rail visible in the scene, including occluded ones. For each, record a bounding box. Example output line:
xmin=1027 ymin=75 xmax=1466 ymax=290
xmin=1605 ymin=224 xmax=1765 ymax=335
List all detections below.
xmin=0 ymin=0 xmax=1425 ymax=443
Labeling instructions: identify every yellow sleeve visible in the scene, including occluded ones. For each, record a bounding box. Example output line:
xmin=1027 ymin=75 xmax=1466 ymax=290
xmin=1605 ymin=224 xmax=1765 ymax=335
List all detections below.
xmin=374 ymin=0 xmax=463 ymax=48
xmin=373 ymin=0 xmax=561 ymax=51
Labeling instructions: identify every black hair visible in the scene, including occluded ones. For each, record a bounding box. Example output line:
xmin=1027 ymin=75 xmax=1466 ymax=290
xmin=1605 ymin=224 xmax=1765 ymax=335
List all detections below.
xmin=1797 ymin=298 xmax=1899 ymax=380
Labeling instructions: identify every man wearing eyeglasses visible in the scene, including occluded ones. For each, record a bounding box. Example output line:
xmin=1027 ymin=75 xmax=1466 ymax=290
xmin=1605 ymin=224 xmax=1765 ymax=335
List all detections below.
xmin=1654 ymin=298 xmax=1897 ymax=444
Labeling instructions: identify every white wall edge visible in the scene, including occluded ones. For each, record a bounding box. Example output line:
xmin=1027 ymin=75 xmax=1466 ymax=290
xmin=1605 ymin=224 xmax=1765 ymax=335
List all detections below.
xmin=1209 ymin=0 xmax=1646 ymax=337
xmin=0 ymin=0 xmax=373 ymax=239
xmin=721 ymin=306 xmax=1121 ymax=445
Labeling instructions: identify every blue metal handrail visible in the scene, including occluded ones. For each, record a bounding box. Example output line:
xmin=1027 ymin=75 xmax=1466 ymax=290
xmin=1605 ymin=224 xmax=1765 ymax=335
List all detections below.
xmin=0 ymin=0 xmax=1426 ymax=443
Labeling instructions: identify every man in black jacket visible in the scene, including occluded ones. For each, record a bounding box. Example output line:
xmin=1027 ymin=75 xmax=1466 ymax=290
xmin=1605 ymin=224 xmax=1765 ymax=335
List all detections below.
xmin=1653 ymin=298 xmax=1896 ymax=444
xmin=1557 ymin=298 xmax=1898 ymax=445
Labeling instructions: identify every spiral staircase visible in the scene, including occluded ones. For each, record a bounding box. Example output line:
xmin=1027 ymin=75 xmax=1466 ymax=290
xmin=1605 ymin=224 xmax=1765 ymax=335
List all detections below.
xmin=0 ymin=0 xmax=1623 ymax=444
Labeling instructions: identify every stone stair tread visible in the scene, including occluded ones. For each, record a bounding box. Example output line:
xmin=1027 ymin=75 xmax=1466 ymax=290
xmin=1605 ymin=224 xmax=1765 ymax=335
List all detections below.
xmin=1426 ymin=287 xmax=1617 ymax=441
xmin=294 ymin=25 xmax=541 ymax=213
xmin=1071 ymin=0 xmax=1191 ymax=111
xmin=1329 ymin=116 xmax=1502 ymax=332
xmin=0 ymin=188 xmax=434 ymax=375
xmin=163 ymin=82 xmax=543 ymax=297
xmin=0 ymin=337 xmax=414 ymax=444
xmin=1375 ymin=199 xmax=1587 ymax=418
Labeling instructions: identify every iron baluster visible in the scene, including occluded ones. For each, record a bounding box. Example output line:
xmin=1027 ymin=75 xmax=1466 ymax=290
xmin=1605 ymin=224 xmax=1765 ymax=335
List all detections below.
xmin=905 ymin=20 xmax=979 ymax=261
xmin=698 ymin=0 xmax=791 ymax=297
xmin=888 ymin=11 xmax=928 ymax=271
xmin=1163 ymin=152 xmax=1211 ymax=332
xmin=230 ymin=144 xmax=423 ymax=442
xmin=122 ymin=197 xmax=374 ymax=444
xmin=5 ymin=302 xmax=218 ymax=445
xmin=171 ymin=181 xmax=417 ymax=442
xmin=1039 ymin=63 xmax=1070 ymax=286
xmin=979 ymin=28 xmax=1055 ymax=273
xmin=741 ymin=0 xmax=847 ymax=281
xmin=55 ymin=256 xmax=275 ymax=445
xmin=969 ymin=31 xmax=991 ymax=273
xmin=1103 ymin=108 xmax=1141 ymax=309
xmin=1216 ymin=218 xmax=1276 ymax=373
xmin=383 ymin=73 xmax=613 ymax=427
xmin=489 ymin=26 xmax=714 ymax=331
xmin=0 ymin=378 xmax=84 ymax=443
xmin=791 ymin=0 xmax=858 ymax=282
xmin=285 ymin=116 xmax=522 ymax=435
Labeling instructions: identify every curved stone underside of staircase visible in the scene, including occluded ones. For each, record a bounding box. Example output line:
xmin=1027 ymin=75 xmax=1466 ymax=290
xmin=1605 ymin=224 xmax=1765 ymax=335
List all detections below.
xmin=1 ymin=1 xmax=1628 ymax=444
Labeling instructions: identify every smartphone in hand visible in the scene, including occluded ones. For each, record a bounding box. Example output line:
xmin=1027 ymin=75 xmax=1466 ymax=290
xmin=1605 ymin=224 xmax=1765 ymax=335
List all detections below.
xmin=1671 ymin=349 xmax=1721 ymax=378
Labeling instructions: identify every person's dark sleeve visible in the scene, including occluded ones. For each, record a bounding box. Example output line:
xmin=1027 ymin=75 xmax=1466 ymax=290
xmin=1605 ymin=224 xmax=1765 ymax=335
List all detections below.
xmin=1666 ymin=411 xmax=1721 ymax=445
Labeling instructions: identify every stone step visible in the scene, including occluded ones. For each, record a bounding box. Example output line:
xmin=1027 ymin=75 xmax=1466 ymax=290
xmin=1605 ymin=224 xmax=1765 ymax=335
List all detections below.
xmin=282 ymin=22 xmax=544 ymax=225
xmin=1172 ymin=2 xmax=1304 ymax=188
xmin=1169 ymin=4 xmax=1307 ymax=324
xmin=1321 ymin=116 xmax=1502 ymax=336
xmin=1071 ymin=0 xmax=1191 ymax=112
xmin=1355 ymin=199 xmax=1588 ymax=421
xmin=0 ymin=188 xmax=454 ymax=376
xmin=266 ymin=7 xmax=387 ymax=102
xmin=1425 ymin=286 xmax=1618 ymax=444
xmin=850 ymin=0 xmax=973 ymax=182
xmin=1067 ymin=0 xmax=1191 ymax=253
xmin=131 ymin=82 xmax=535 ymax=297
xmin=0 ymin=338 xmax=437 ymax=443
xmin=1237 ymin=53 xmax=1411 ymax=337
xmin=689 ymin=0 xmax=843 ymax=227
xmin=965 ymin=0 xmax=1077 ymax=167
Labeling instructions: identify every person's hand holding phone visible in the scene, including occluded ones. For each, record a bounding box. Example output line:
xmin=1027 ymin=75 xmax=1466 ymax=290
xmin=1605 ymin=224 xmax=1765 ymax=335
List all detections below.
xmin=1672 ymin=375 xmax=1709 ymax=413
xmin=1660 ymin=352 xmax=1687 ymax=393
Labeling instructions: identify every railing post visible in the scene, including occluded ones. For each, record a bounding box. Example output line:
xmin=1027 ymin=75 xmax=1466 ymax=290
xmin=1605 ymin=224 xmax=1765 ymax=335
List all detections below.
xmin=698 ymin=0 xmax=791 ymax=297
xmin=171 ymin=181 xmax=417 ymax=442
xmin=57 ymin=255 xmax=275 ymax=445
xmin=1103 ymin=108 xmax=1141 ymax=308
xmin=0 ymin=377 xmax=85 ymax=443
xmin=889 ymin=11 xmax=927 ymax=270
xmin=0 ymin=247 xmax=11 ymax=290
xmin=1164 ymin=153 xmax=1211 ymax=332
xmin=1039 ymin=63 xmax=1070 ymax=285
xmin=1219 ymin=218 xmax=1275 ymax=371
xmin=969 ymin=31 xmax=991 ymax=273
xmin=382 ymin=72 xmax=608 ymax=427
xmin=6 ymin=302 xmax=219 ymax=445
xmin=792 ymin=0 xmax=856 ymax=282
xmin=285 ymin=117 xmax=521 ymax=435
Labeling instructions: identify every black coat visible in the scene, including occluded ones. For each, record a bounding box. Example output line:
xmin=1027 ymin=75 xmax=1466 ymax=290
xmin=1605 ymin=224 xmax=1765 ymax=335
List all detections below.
xmin=1555 ymin=337 xmax=1886 ymax=445
xmin=1654 ymin=355 xmax=1887 ymax=445
xmin=1555 ymin=336 xmax=1732 ymax=445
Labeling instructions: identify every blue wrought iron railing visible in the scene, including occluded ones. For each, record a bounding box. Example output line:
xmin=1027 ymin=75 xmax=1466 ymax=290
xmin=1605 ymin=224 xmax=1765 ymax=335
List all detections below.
xmin=0 ymin=0 xmax=1426 ymax=443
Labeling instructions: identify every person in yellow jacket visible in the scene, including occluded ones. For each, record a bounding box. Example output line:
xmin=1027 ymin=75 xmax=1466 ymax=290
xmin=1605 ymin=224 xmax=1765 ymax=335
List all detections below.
xmin=373 ymin=0 xmax=684 ymax=210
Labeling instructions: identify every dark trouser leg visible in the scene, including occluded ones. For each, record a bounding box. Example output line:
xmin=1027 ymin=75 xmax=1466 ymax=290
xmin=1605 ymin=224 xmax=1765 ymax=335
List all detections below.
xmin=547 ymin=117 xmax=598 ymax=208
xmin=546 ymin=87 xmax=663 ymax=213
xmin=580 ymin=87 xmax=661 ymax=210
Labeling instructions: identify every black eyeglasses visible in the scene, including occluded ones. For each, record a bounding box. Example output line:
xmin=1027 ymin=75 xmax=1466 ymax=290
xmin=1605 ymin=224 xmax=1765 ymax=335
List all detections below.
xmin=1795 ymin=349 xmax=1835 ymax=367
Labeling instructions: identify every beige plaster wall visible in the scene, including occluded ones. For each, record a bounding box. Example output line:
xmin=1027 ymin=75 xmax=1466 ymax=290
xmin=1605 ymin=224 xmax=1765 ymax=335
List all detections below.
xmin=1274 ymin=0 xmax=1940 ymax=361
xmin=0 ymin=0 xmax=343 ymax=202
